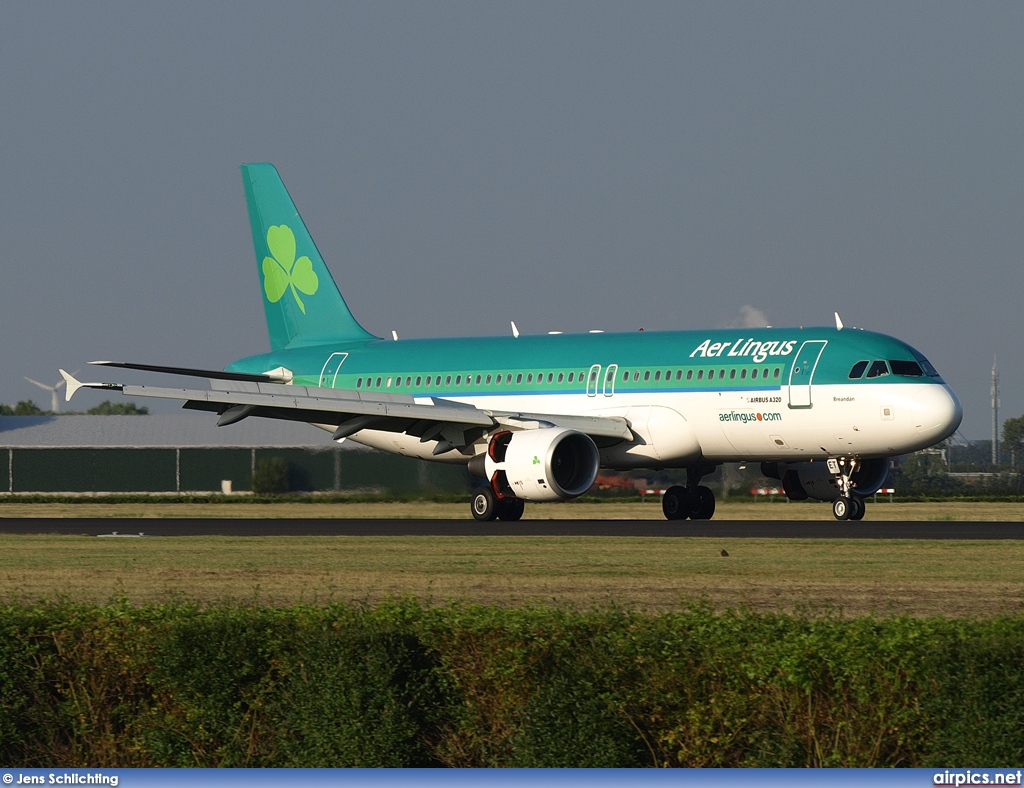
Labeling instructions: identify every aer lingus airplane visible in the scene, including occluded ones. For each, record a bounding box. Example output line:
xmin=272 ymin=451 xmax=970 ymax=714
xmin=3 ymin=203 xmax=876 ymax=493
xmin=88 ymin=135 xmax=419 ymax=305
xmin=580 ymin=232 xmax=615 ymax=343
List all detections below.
xmin=61 ymin=164 xmax=962 ymax=521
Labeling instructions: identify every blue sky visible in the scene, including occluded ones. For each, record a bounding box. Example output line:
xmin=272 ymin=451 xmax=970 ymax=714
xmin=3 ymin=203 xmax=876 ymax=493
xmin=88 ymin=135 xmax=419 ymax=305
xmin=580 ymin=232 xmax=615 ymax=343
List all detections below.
xmin=2 ymin=3 xmax=1020 ymax=438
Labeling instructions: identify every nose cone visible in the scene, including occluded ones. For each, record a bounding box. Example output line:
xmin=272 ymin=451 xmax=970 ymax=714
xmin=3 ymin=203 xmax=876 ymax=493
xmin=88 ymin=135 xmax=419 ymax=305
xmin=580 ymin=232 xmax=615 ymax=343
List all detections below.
xmin=913 ymin=384 xmax=963 ymax=445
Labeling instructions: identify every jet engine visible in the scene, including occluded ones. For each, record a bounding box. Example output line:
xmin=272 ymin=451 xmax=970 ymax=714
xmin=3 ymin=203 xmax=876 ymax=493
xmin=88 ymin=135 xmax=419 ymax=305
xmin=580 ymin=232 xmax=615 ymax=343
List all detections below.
xmin=476 ymin=428 xmax=600 ymax=502
xmin=761 ymin=458 xmax=892 ymax=502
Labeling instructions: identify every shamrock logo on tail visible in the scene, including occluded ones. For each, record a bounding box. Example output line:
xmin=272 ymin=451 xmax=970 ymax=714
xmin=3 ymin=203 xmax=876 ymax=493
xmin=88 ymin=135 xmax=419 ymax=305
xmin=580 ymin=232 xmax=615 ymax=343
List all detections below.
xmin=262 ymin=225 xmax=319 ymax=314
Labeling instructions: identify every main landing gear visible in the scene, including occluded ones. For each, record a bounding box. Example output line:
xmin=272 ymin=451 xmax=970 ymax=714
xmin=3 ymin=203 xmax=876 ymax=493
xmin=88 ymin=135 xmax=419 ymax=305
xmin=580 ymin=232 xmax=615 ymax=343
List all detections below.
xmin=829 ymin=457 xmax=866 ymax=521
xmin=470 ymin=487 xmax=525 ymax=522
xmin=662 ymin=465 xmax=718 ymax=521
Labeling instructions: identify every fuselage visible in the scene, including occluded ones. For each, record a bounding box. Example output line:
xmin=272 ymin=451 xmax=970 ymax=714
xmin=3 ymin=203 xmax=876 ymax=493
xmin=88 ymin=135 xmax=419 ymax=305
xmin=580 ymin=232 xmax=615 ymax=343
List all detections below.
xmin=226 ymin=326 xmax=962 ymax=469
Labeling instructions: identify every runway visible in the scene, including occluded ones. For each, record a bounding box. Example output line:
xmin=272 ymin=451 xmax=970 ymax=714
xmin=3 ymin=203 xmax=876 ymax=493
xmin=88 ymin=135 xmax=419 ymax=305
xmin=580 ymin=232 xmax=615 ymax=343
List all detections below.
xmin=1 ymin=518 xmax=1024 ymax=539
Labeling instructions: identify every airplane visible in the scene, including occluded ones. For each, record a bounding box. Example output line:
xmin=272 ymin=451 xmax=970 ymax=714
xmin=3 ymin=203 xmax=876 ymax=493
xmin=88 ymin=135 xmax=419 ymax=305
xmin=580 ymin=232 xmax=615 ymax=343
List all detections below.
xmin=60 ymin=163 xmax=963 ymax=521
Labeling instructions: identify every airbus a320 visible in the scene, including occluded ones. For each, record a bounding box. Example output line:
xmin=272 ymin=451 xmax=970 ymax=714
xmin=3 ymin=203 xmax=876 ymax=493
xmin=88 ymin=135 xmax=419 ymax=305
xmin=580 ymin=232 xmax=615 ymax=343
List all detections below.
xmin=61 ymin=164 xmax=962 ymax=521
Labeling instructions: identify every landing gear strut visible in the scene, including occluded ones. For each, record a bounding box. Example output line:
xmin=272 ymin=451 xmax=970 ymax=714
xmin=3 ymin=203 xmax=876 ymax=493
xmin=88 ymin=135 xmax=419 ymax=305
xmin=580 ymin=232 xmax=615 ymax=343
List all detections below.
xmin=829 ymin=457 xmax=867 ymax=521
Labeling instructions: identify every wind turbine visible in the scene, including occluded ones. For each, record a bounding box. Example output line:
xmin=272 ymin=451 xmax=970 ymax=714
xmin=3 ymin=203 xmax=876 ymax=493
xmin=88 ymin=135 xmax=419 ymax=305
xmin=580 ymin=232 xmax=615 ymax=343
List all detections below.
xmin=24 ymin=372 xmax=78 ymax=413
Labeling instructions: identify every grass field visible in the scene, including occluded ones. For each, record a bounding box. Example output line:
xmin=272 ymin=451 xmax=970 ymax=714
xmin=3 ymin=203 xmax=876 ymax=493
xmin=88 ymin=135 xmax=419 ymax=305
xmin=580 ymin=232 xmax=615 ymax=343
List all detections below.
xmin=0 ymin=499 xmax=1023 ymax=520
xmin=2 ymin=530 xmax=1023 ymax=617
xmin=1 ymin=500 xmax=1021 ymax=617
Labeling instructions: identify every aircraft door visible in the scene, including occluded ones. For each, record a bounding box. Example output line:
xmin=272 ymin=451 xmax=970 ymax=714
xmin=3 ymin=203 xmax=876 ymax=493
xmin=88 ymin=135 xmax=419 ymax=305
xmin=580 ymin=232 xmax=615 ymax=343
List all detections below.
xmin=319 ymin=352 xmax=349 ymax=388
xmin=586 ymin=364 xmax=601 ymax=397
xmin=788 ymin=341 xmax=827 ymax=408
xmin=603 ymin=364 xmax=618 ymax=397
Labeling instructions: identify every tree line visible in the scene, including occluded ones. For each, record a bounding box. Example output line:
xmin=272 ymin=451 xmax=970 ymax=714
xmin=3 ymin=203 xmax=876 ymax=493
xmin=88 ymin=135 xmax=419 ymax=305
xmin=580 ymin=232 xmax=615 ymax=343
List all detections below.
xmin=0 ymin=400 xmax=149 ymax=416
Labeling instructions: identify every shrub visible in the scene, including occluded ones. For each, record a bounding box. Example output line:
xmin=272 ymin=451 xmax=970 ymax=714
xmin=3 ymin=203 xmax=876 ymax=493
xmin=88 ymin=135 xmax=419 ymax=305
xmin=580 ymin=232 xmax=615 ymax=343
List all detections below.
xmin=251 ymin=457 xmax=289 ymax=495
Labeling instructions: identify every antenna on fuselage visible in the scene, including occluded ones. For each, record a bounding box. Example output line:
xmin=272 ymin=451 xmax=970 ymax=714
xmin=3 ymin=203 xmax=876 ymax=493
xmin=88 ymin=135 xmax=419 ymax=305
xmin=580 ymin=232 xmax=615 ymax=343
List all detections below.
xmin=834 ymin=312 xmax=844 ymax=331
xmin=511 ymin=321 xmax=520 ymax=338
xmin=392 ymin=330 xmax=399 ymax=341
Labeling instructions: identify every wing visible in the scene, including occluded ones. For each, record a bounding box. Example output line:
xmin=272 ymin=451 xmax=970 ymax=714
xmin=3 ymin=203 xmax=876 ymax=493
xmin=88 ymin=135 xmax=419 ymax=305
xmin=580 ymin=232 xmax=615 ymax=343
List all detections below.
xmin=59 ymin=366 xmax=632 ymax=454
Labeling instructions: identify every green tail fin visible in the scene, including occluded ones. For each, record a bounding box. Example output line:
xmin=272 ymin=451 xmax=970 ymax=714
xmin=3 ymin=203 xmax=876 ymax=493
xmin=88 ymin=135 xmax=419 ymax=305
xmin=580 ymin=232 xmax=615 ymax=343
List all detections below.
xmin=241 ymin=163 xmax=377 ymax=350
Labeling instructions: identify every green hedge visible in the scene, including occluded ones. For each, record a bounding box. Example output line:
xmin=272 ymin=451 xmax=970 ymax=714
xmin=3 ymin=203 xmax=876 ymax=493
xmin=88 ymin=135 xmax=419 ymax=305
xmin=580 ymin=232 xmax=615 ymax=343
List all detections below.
xmin=2 ymin=602 xmax=1023 ymax=767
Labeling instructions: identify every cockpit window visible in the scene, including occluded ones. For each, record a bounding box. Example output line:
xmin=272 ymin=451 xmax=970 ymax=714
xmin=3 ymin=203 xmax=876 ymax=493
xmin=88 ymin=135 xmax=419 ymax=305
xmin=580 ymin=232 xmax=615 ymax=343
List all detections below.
xmin=848 ymin=361 xmax=869 ymax=379
xmin=889 ymin=359 xmax=924 ymax=377
xmin=866 ymin=360 xmax=890 ymax=378
xmin=911 ymin=351 xmax=944 ymax=381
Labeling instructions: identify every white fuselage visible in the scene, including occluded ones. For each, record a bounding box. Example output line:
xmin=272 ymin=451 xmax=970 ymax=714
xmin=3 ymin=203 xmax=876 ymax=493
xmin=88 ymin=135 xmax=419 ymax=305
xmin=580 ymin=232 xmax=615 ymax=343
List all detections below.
xmin=338 ymin=379 xmax=961 ymax=469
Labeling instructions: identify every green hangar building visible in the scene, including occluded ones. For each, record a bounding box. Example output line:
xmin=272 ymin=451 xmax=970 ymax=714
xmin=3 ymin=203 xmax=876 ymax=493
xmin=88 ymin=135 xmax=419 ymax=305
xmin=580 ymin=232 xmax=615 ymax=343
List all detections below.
xmin=0 ymin=414 xmax=468 ymax=495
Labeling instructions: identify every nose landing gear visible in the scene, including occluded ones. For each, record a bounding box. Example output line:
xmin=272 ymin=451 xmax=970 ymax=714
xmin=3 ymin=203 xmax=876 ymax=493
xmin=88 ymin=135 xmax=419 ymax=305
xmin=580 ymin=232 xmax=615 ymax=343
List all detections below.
xmin=828 ymin=457 xmax=867 ymax=521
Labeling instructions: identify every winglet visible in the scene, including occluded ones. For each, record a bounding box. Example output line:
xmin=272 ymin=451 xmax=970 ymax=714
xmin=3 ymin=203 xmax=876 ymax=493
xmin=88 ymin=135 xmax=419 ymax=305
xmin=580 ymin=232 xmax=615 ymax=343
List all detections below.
xmin=59 ymin=369 xmax=84 ymax=401
xmin=834 ymin=311 xmax=844 ymax=331
xmin=59 ymin=369 xmax=122 ymax=400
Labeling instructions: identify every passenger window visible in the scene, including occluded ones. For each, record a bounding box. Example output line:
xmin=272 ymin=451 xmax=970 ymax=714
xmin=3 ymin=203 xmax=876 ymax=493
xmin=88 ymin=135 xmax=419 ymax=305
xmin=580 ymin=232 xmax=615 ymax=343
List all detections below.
xmin=356 ymin=378 xmax=362 ymax=388
xmin=516 ymin=373 xmax=523 ymax=384
xmin=375 ymin=377 xmax=382 ymax=388
xmin=719 ymin=369 xmax=725 ymax=380
xmin=547 ymin=373 xmax=553 ymax=383
xmin=527 ymin=373 xmax=533 ymax=384
xmin=507 ymin=374 xmax=513 ymax=384
xmin=568 ymin=372 xmax=574 ymax=383
xmin=485 ymin=374 xmax=492 ymax=384
xmin=415 ymin=376 xmax=422 ymax=386
xmin=866 ymin=360 xmax=890 ymax=378
xmin=740 ymin=369 xmax=747 ymax=379
xmin=730 ymin=369 xmax=736 ymax=380
xmin=676 ymin=370 xmax=682 ymax=381
xmin=849 ymin=361 xmax=869 ymax=379
xmin=751 ymin=369 xmax=757 ymax=380
xmin=686 ymin=370 xmax=693 ymax=381
xmin=697 ymin=370 xmax=704 ymax=381
xmin=622 ymin=371 xmax=629 ymax=382
xmin=654 ymin=371 xmax=661 ymax=381
xmin=476 ymin=375 xmax=481 ymax=384
xmin=495 ymin=374 xmax=501 ymax=385
xmin=772 ymin=368 xmax=780 ymax=379
xmin=890 ymin=360 xmax=924 ymax=377
xmin=455 ymin=375 xmax=461 ymax=385
xmin=644 ymin=371 xmax=651 ymax=381
xmin=633 ymin=371 xmax=639 ymax=381
xmin=557 ymin=373 xmax=564 ymax=383
xmin=445 ymin=375 xmax=452 ymax=385
xmin=708 ymin=369 xmax=714 ymax=379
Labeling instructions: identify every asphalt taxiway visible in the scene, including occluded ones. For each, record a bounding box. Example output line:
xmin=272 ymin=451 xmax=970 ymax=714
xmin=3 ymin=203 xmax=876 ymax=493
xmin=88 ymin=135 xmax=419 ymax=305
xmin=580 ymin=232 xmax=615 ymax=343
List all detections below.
xmin=0 ymin=518 xmax=1022 ymax=539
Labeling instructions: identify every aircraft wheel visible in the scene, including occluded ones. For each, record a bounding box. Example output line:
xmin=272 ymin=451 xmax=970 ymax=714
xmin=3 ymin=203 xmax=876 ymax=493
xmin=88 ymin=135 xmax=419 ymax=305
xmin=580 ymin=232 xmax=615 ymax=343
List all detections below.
xmin=471 ymin=488 xmax=498 ymax=521
xmin=690 ymin=486 xmax=716 ymax=520
xmin=496 ymin=497 xmax=525 ymax=521
xmin=832 ymin=496 xmax=852 ymax=521
xmin=849 ymin=496 xmax=865 ymax=521
xmin=662 ymin=485 xmax=692 ymax=520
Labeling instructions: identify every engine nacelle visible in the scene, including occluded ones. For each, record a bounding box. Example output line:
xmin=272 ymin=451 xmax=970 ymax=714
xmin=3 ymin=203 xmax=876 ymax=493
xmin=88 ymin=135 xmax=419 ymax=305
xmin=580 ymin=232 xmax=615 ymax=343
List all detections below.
xmin=482 ymin=428 xmax=600 ymax=502
xmin=765 ymin=457 xmax=893 ymax=502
